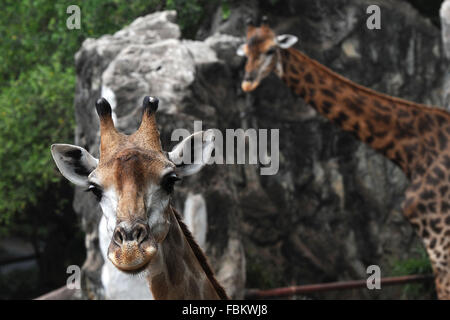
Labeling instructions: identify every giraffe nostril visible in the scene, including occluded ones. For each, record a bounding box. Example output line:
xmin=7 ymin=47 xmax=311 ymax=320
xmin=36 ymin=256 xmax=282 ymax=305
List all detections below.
xmin=113 ymin=227 xmax=125 ymax=245
xmin=113 ymin=223 xmax=149 ymax=246
xmin=132 ymin=224 xmax=149 ymax=244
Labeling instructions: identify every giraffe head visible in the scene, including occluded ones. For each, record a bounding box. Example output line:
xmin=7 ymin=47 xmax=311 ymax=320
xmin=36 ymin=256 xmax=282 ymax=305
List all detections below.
xmin=51 ymin=96 xmax=214 ymax=273
xmin=236 ymin=17 xmax=298 ymax=92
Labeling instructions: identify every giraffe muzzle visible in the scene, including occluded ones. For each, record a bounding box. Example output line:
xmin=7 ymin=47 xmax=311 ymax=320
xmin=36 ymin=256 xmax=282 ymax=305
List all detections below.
xmin=242 ymin=80 xmax=260 ymax=92
xmin=242 ymin=72 xmax=260 ymax=92
xmin=108 ymin=222 xmax=157 ymax=272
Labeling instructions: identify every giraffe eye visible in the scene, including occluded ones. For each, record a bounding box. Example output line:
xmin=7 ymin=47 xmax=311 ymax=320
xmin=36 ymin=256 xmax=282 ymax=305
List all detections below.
xmin=86 ymin=184 xmax=103 ymax=201
xmin=266 ymin=47 xmax=276 ymax=55
xmin=161 ymin=172 xmax=181 ymax=194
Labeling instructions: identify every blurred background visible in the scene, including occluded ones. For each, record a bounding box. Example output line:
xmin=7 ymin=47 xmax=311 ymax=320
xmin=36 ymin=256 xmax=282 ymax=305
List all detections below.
xmin=0 ymin=0 xmax=445 ymax=299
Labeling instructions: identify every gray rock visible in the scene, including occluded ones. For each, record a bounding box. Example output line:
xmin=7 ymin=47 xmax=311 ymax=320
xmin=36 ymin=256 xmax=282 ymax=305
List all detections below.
xmin=74 ymin=10 xmax=245 ymax=299
xmin=441 ymin=0 xmax=450 ymax=111
xmin=73 ymin=0 xmax=444 ymax=300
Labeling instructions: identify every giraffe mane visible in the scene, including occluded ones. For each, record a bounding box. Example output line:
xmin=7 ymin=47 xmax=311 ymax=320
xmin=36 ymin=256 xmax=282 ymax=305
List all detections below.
xmin=171 ymin=206 xmax=229 ymax=300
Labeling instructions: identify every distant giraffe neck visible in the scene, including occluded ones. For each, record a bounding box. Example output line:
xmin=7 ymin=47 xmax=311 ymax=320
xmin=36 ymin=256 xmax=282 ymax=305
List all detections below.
xmin=278 ymin=47 xmax=450 ymax=179
xmin=145 ymin=207 xmax=228 ymax=300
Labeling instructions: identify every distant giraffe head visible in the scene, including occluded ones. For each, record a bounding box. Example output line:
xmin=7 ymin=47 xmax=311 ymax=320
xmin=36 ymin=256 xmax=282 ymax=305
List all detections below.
xmin=51 ymin=97 xmax=215 ymax=274
xmin=236 ymin=17 xmax=298 ymax=92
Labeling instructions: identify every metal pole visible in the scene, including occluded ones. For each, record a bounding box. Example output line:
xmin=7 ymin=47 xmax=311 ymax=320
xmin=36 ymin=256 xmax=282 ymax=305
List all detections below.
xmin=245 ymin=274 xmax=434 ymax=299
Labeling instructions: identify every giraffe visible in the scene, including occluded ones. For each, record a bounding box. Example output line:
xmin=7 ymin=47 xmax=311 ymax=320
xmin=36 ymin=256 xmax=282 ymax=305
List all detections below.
xmin=237 ymin=19 xmax=450 ymax=299
xmin=51 ymin=96 xmax=228 ymax=300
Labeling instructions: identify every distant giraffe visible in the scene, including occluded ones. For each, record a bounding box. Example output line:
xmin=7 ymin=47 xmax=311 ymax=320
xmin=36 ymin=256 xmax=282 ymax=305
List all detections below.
xmin=51 ymin=96 xmax=228 ymax=299
xmin=237 ymin=19 xmax=450 ymax=299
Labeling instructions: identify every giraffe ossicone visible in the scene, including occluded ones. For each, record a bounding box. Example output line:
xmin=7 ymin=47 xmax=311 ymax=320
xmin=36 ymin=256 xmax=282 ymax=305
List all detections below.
xmin=51 ymin=96 xmax=228 ymax=299
xmin=238 ymin=19 xmax=450 ymax=299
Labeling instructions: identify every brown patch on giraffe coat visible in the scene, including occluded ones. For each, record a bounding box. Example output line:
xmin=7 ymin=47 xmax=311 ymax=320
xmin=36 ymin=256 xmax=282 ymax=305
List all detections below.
xmin=343 ymin=97 xmax=364 ymax=115
xmin=445 ymin=216 xmax=450 ymax=225
xmin=304 ymin=73 xmax=314 ymax=84
xmin=438 ymin=132 xmax=448 ymax=150
xmin=321 ymin=88 xmax=336 ymax=99
xmin=188 ymin=276 xmax=201 ymax=299
xmin=321 ymin=100 xmax=333 ymax=114
xmin=443 ymin=155 xmax=450 ymax=169
xmin=441 ymin=200 xmax=450 ymax=213
xmin=428 ymin=202 xmax=437 ymax=213
xmin=430 ymin=238 xmax=437 ymax=249
xmin=332 ymin=112 xmax=349 ymax=127
xmin=289 ymin=64 xmax=299 ymax=74
xmin=159 ymin=213 xmax=186 ymax=287
xmin=172 ymin=208 xmax=228 ymax=299
xmin=298 ymin=87 xmax=306 ymax=98
xmin=373 ymin=100 xmax=390 ymax=112
xmin=170 ymin=223 xmax=183 ymax=246
xmin=289 ymin=77 xmax=300 ymax=85
xmin=420 ymin=189 xmax=436 ymax=201
xmin=418 ymin=116 xmax=432 ymax=134
xmin=151 ymin=272 xmax=168 ymax=299
xmin=164 ymin=244 xmax=185 ymax=286
xmin=183 ymin=245 xmax=201 ymax=278
xmin=203 ymin=280 xmax=219 ymax=299
xmin=430 ymin=218 xmax=443 ymax=234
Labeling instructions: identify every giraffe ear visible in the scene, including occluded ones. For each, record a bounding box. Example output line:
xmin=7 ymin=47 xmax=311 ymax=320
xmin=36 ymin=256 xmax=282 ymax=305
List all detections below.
xmin=51 ymin=144 xmax=98 ymax=187
xmin=236 ymin=43 xmax=246 ymax=56
xmin=276 ymin=34 xmax=298 ymax=48
xmin=168 ymin=131 xmax=215 ymax=177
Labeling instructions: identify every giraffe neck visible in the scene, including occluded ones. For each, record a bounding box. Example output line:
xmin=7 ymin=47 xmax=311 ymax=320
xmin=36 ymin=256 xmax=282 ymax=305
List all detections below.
xmin=278 ymin=47 xmax=450 ymax=179
xmin=145 ymin=206 xmax=227 ymax=300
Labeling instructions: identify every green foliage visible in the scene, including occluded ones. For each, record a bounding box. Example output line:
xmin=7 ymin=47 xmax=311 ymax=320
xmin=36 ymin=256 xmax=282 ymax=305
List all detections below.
xmin=392 ymin=248 xmax=432 ymax=275
xmin=0 ymin=0 xmax=160 ymax=87
xmin=0 ymin=61 xmax=75 ymax=230
xmin=390 ymin=247 xmax=436 ymax=299
xmin=221 ymin=1 xmax=231 ymax=20
xmin=166 ymin=0 xmax=209 ymax=38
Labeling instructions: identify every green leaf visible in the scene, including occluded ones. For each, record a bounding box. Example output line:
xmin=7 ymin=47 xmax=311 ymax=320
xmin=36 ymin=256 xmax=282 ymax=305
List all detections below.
xmin=221 ymin=1 xmax=230 ymax=20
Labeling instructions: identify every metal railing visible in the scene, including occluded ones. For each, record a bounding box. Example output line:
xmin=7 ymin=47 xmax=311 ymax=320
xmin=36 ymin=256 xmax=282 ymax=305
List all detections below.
xmin=245 ymin=274 xmax=434 ymax=299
